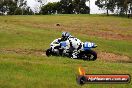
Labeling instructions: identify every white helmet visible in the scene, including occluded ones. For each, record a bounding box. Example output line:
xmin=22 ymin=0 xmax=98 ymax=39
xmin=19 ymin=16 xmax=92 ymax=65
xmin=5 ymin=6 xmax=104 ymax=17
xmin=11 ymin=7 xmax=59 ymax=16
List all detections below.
xmin=62 ymin=32 xmax=71 ymax=40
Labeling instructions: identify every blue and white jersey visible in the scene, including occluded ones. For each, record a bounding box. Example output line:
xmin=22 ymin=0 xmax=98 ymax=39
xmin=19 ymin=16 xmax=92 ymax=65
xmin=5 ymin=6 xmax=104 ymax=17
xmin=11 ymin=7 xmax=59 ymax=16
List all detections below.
xmin=65 ymin=37 xmax=82 ymax=51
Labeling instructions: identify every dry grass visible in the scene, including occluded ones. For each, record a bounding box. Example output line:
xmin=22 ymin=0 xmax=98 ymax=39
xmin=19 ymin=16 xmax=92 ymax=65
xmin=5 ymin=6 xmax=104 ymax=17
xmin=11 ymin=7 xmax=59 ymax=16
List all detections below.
xmin=5 ymin=15 xmax=132 ymax=41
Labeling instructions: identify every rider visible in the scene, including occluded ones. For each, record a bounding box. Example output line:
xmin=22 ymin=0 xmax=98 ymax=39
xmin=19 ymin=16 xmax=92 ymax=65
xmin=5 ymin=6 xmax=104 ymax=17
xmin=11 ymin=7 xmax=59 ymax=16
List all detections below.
xmin=50 ymin=32 xmax=71 ymax=54
xmin=66 ymin=35 xmax=82 ymax=59
xmin=51 ymin=32 xmax=82 ymax=59
xmin=50 ymin=32 xmax=71 ymax=45
xmin=61 ymin=32 xmax=82 ymax=59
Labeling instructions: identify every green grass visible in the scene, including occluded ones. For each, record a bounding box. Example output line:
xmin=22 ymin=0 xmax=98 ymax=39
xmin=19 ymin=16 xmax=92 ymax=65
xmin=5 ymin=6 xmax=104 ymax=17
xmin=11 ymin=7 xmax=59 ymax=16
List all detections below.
xmin=0 ymin=54 xmax=132 ymax=88
xmin=0 ymin=15 xmax=132 ymax=88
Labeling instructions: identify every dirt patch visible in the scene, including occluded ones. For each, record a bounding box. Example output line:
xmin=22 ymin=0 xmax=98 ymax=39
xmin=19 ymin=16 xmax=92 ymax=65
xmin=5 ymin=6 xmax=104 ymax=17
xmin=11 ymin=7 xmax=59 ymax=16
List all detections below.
xmin=81 ymin=30 xmax=132 ymax=41
xmin=0 ymin=49 xmax=45 ymax=56
xmin=40 ymin=24 xmax=132 ymax=41
xmin=98 ymin=52 xmax=131 ymax=63
xmin=56 ymin=25 xmax=132 ymax=41
xmin=0 ymin=49 xmax=131 ymax=63
xmin=10 ymin=20 xmax=132 ymax=41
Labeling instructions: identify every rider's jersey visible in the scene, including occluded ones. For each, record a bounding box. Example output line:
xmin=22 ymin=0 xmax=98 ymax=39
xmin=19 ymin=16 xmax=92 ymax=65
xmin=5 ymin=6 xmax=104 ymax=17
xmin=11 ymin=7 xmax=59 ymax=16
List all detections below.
xmin=50 ymin=36 xmax=83 ymax=58
xmin=51 ymin=36 xmax=82 ymax=52
xmin=65 ymin=36 xmax=83 ymax=51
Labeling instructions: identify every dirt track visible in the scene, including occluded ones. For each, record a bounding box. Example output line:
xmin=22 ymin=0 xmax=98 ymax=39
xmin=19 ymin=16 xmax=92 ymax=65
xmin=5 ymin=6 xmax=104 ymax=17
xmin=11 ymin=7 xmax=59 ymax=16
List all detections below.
xmin=11 ymin=21 xmax=132 ymax=41
xmin=0 ymin=49 xmax=44 ymax=56
xmin=0 ymin=49 xmax=131 ymax=63
xmin=98 ymin=52 xmax=131 ymax=63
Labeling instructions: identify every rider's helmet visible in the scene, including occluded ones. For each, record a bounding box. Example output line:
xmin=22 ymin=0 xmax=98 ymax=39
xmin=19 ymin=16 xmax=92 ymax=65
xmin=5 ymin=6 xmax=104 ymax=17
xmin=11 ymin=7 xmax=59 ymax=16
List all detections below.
xmin=62 ymin=32 xmax=71 ymax=41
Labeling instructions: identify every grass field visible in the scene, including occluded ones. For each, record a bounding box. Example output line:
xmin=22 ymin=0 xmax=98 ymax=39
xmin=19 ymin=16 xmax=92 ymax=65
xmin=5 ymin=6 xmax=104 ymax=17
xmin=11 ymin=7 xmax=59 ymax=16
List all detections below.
xmin=0 ymin=15 xmax=132 ymax=88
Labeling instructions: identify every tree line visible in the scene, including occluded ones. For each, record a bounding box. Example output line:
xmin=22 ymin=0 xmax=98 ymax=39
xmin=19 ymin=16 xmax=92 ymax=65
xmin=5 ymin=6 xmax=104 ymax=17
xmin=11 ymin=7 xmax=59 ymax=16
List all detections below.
xmin=0 ymin=0 xmax=34 ymax=15
xmin=40 ymin=0 xmax=90 ymax=14
xmin=0 ymin=0 xmax=90 ymax=15
xmin=95 ymin=0 xmax=132 ymax=16
xmin=0 ymin=0 xmax=132 ymax=17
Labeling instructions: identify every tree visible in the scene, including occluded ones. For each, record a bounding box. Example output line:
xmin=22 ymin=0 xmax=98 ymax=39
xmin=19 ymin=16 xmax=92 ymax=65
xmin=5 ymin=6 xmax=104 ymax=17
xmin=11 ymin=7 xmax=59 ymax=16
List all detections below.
xmin=0 ymin=0 xmax=5 ymax=15
xmin=0 ymin=0 xmax=34 ymax=15
xmin=128 ymin=0 xmax=132 ymax=15
xmin=7 ymin=0 xmax=22 ymax=15
xmin=17 ymin=0 xmax=29 ymax=15
xmin=73 ymin=0 xmax=90 ymax=14
xmin=0 ymin=0 xmax=18 ymax=15
xmin=95 ymin=0 xmax=116 ymax=16
xmin=95 ymin=0 xmax=132 ymax=16
xmin=40 ymin=0 xmax=90 ymax=14
xmin=41 ymin=2 xmax=59 ymax=14
xmin=15 ymin=0 xmax=34 ymax=15
xmin=60 ymin=0 xmax=73 ymax=14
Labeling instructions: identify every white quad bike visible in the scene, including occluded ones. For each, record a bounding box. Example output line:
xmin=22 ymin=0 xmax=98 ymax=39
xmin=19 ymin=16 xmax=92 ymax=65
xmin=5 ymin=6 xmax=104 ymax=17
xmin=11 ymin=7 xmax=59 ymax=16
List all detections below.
xmin=46 ymin=41 xmax=97 ymax=61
